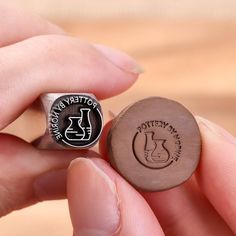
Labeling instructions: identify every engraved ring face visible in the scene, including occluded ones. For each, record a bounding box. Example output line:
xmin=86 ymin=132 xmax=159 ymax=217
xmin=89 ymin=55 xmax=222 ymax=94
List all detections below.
xmin=49 ymin=94 xmax=103 ymax=148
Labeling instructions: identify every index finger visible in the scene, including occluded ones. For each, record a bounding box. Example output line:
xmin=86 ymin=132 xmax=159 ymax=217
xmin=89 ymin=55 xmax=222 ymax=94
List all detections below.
xmin=0 ymin=35 xmax=141 ymax=129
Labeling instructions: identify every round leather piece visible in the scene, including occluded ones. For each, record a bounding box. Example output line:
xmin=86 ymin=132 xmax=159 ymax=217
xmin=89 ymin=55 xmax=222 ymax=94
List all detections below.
xmin=107 ymin=97 xmax=201 ymax=191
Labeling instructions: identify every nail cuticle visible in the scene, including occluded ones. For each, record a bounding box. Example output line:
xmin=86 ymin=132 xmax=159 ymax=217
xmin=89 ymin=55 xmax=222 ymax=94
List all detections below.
xmin=197 ymin=116 xmax=236 ymax=145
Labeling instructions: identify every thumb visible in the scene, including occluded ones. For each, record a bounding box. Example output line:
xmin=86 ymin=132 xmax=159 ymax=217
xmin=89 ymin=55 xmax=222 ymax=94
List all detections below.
xmin=67 ymin=158 xmax=164 ymax=236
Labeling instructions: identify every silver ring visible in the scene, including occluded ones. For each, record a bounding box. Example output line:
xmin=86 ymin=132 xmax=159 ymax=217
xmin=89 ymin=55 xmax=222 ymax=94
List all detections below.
xmin=37 ymin=93 xmax=103 ymax=149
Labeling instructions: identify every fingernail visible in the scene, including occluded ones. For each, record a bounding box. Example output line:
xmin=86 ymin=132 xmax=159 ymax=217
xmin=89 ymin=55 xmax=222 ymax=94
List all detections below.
xmin=68 ymin=158 xmax=120 ymax=236
xmin=196 ymin=116 xmax=236 ymax=145
xmin=93 ymin=43 xmax=144 ymax=74
xmin=34 ymin=169 xmax=67 ymax=200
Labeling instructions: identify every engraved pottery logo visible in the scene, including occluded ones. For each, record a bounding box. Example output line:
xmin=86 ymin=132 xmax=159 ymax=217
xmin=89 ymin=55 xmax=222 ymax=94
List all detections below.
xmin=49 ymin=94 xmax=103 ymax=148
xmin=65 ymin=108 xmax=92 ymax=141
xmin=144 ymin=131 xmax=170 ymax=163
xmin=132 ymin=120 xmax=182 ymax=169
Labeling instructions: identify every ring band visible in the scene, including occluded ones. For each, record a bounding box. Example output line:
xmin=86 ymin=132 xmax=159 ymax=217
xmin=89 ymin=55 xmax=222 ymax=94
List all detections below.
xmin=37 ymin=93 xmax=103 ymax=149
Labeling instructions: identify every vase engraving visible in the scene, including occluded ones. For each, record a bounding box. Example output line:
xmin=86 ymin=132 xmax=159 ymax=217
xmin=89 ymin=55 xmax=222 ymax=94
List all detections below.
xmin=144 ymin=131 xmax=170 ymax=163
xmin=65 ymin=108 xmax=92 ymax=141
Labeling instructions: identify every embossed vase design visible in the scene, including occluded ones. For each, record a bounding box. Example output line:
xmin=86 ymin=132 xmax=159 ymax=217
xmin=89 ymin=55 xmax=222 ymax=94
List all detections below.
xmin=65 ymin=108 xmax=92 ymax=141
xmin=144 ymin=131 xmax=170 ymax=163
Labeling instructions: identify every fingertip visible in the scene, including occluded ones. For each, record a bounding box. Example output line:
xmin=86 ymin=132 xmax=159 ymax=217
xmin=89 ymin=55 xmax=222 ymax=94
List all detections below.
xmin=196 ymin=116 xmax=236 ymax=146
xmin=67 ymin=158 xmax=121 ymax=236
xmin=68 ymin=157 xmax=164 ymax=236
xmin=93 ymin=43 xmax=144 ymax=75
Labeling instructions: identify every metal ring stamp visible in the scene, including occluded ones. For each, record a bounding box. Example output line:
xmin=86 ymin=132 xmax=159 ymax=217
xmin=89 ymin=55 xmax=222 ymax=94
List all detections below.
xmin=37 ymin=93 xmax=103 ymax=149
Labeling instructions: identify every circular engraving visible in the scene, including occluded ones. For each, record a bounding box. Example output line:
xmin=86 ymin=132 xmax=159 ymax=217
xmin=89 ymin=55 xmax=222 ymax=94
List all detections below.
xmin=133 ymin=120 xmax=182 ymax=169
xmin=49 ymin=94 xmax=103 ymax=148
xmin=107 ymin=97 xmax=201 ymax=191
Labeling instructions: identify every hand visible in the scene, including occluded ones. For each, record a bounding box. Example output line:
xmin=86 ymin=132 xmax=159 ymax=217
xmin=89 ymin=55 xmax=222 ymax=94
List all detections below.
xmin=68 ymin=117 xmax=236 ymax=236
xmin=0 ymin=4 xmax=140 ymax=217
xmin=1 ymin=4 xmax=235 ymax=236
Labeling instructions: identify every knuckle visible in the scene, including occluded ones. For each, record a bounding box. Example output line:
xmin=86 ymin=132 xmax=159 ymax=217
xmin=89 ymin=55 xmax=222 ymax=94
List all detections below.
xmin=27 ymin=35 xmax=96 ymax=77
xmin=29 ymin=35 xmax=85 ymax=59
xmin=30 ymin=35 xmax=68 ymax=56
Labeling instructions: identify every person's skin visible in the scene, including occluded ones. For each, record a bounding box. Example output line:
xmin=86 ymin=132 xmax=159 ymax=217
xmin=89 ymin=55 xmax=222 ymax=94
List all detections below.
xmin=0 ymin=3 xmax=236 ymax=236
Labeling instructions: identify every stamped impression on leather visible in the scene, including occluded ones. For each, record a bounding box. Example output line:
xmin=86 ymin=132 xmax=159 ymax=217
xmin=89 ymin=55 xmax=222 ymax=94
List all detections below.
xmin=107 ymin=97 xmax=201 ymax=191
